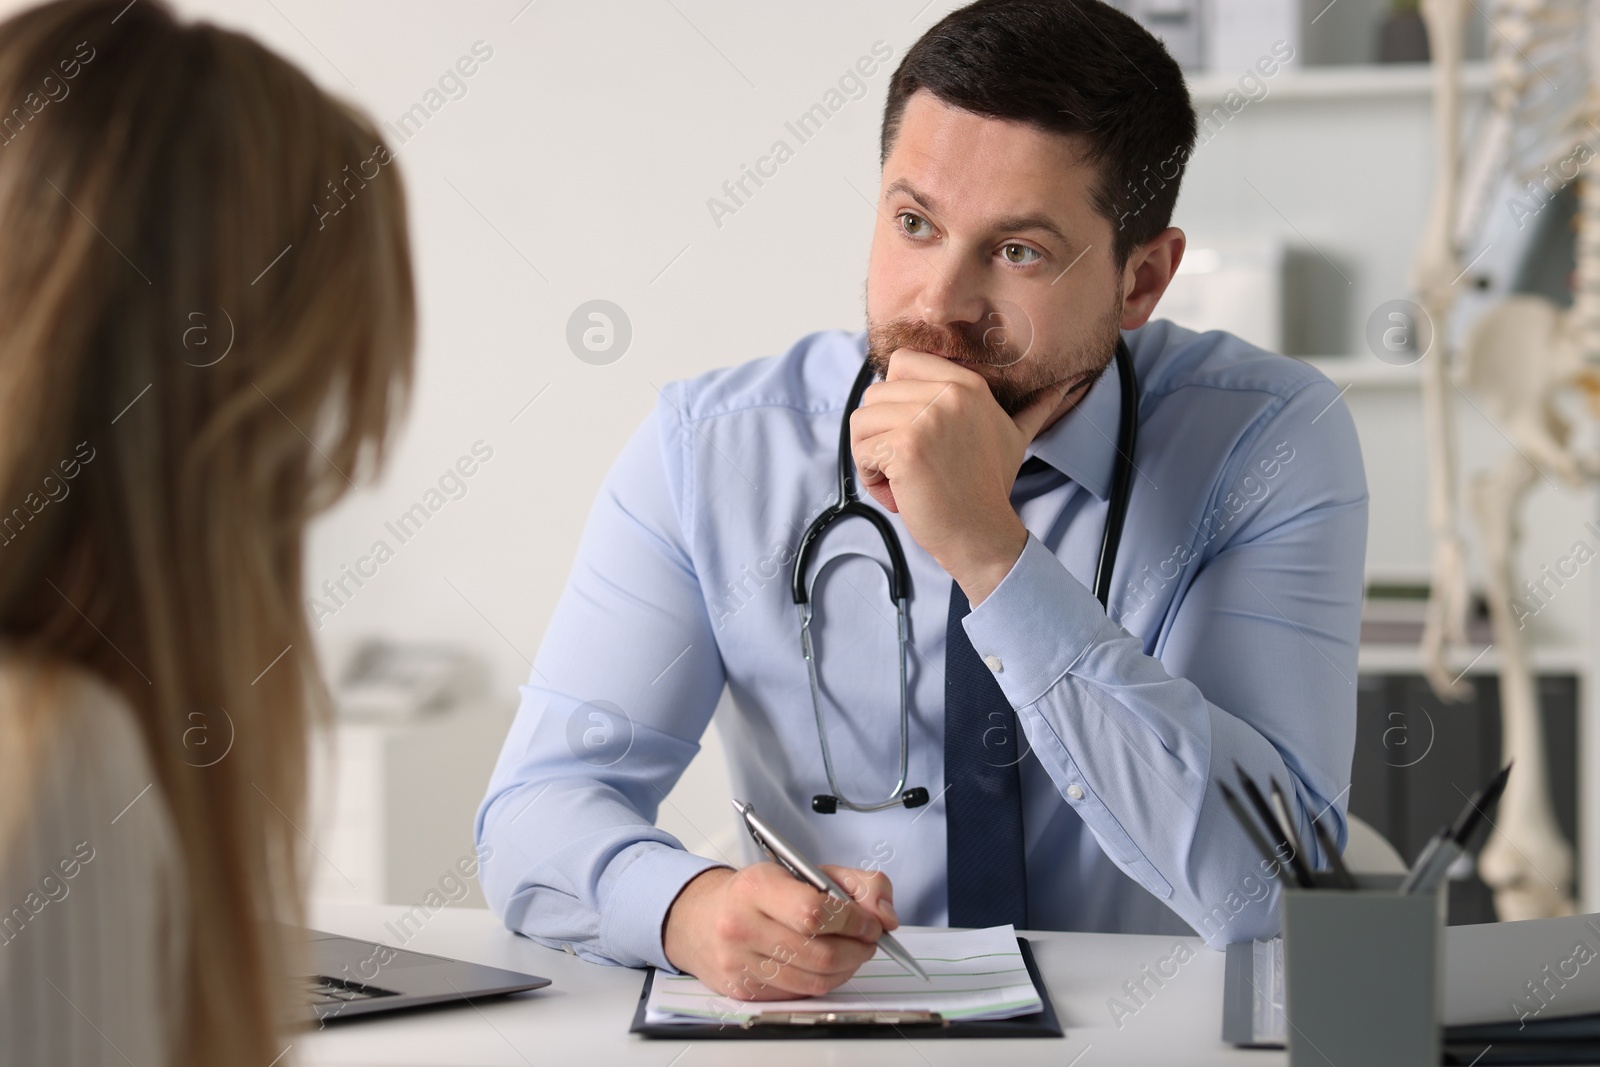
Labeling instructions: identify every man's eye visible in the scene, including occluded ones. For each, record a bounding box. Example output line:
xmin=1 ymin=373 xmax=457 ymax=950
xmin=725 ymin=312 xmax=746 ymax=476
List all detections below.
xmin=1001 ymin=243 xmax=1041 ymax=265
xmin=898 ymin=212 xmax=932 ymax=237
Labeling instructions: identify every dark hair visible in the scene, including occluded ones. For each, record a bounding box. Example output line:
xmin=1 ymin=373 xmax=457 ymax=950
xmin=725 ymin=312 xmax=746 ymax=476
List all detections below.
xmin=881 ymin=0 xmax=1196 ymax=268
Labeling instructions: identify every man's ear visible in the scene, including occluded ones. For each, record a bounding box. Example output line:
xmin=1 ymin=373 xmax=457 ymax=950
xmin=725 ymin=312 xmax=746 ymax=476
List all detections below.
xmin=1119 ymin=227 xmax=1186 ymax=331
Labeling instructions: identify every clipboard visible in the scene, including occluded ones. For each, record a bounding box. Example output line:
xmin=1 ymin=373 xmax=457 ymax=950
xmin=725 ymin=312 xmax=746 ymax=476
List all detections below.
xmin=629 ymin=936 xmax=1063 ymax=1040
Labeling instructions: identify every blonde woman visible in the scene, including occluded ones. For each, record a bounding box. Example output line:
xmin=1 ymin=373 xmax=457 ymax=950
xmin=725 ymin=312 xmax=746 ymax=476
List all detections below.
xmin=0 ymin=1 xmax=415 ymax=1063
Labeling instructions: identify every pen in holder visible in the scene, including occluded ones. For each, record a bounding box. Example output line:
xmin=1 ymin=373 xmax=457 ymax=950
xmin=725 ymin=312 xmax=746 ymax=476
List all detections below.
xmin=1280 ymin=872 xmax=1445 ymax=1067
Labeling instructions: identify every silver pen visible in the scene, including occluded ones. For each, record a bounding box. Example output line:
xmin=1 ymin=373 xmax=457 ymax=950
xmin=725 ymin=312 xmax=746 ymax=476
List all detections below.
xmin=731 ymin=799 xmax=931 ymax=983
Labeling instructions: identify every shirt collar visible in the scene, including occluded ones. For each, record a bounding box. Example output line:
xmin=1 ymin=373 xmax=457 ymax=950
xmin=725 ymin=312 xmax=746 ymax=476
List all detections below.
xmin=1025 ymin=347 xmax=1123 ymax=502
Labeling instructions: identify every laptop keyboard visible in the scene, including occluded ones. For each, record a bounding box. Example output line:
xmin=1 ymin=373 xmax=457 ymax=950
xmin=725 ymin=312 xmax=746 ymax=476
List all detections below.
xmin=304 ymin=974 xmax=399 ymax=1005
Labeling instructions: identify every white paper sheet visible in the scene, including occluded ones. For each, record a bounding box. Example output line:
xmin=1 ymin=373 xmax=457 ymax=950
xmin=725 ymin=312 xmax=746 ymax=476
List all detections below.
xmin=644 ymin=924 xmax=1042 ymax=1026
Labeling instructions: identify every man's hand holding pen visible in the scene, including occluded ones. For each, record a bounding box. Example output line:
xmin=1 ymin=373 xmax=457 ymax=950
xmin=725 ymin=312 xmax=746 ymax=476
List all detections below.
xmin=662 ymin=862 xmax=899 ymax=1001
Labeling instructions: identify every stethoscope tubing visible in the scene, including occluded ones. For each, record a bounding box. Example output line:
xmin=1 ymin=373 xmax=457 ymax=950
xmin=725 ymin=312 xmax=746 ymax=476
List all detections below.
xmin=789 ymin=338 xmax=1138 ymax=813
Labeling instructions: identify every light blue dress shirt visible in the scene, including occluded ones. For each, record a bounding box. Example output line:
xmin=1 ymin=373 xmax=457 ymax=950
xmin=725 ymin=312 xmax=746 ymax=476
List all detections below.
xmin=476 ymin=319 xmax=1367 ymax=972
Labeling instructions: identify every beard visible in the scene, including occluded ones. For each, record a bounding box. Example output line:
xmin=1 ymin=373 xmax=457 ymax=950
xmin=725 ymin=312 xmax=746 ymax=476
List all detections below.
xmin=865 ymin=299 xmax=1124 ymax=417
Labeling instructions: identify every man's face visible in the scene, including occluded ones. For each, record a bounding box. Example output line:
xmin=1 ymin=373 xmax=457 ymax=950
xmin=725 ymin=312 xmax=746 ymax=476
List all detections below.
xmin=866 ymin=91 xmax=1125 ymax=416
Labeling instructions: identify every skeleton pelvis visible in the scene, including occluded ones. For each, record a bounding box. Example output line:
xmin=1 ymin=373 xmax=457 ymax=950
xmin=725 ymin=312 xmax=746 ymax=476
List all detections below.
xmin=1460 ymin=295 xmax=1584 ymax=414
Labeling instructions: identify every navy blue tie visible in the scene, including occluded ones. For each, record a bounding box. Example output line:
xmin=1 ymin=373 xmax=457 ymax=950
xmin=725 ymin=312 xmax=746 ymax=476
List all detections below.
xmin=944 ymin=457 xmax=1059 ymax=929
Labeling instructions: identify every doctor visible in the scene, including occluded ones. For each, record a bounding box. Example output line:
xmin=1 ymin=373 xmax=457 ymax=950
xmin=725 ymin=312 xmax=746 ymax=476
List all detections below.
xmin=478 ymin=0 xmax=1365 ymax=1002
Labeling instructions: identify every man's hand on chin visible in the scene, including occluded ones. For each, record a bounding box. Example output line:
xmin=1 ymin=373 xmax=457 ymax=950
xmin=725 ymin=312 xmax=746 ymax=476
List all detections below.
xmin=849 ymin=348 xmax=1074 ymax=607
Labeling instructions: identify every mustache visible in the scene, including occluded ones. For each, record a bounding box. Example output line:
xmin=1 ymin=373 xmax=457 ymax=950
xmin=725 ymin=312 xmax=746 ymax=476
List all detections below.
xmin=866 ymin=318 xmax=1015 ymax=366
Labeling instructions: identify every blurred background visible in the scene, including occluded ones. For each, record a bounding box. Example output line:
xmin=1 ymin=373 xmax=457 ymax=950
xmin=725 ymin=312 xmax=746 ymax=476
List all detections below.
xmin=31 ymin=0 xmax=1591 ymax=925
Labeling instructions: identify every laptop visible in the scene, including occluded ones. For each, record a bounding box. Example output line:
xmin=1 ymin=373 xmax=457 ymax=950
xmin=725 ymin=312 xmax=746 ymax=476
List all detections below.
xmin=298 ymin=928 xmax=551 ymax=1024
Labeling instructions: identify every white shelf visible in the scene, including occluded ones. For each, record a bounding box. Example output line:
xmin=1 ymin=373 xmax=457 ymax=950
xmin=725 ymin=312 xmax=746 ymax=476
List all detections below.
xmin=1358 ymin=641 xmax=1591 ymax=677
xmin=1187 ymin=61 xmax=1491 ymax=104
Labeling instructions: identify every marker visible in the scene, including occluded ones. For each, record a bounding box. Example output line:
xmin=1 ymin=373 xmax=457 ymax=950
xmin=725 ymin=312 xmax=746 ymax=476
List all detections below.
xmin=1234 ymin=763 xmax=1314 ymax=888
xmin=1220 ymin=782 xmax=1292 ymax=885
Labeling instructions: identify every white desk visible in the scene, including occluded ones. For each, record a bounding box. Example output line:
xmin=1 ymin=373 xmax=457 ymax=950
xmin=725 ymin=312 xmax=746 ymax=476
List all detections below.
xmin=301 ymin=902 xmax=1281 ymax=1066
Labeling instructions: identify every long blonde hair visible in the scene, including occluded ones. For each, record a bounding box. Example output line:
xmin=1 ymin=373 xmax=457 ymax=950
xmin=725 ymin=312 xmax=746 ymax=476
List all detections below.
xmin=0 ymin=0 xmax=414 ymax=1061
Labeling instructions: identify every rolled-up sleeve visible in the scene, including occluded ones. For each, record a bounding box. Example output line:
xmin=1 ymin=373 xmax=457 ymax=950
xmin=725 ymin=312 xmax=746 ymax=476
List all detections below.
xmin=474 ymin=386 xmax=732 ymax=971
xmin=961 ymin=378 xmax=1366 ymax=945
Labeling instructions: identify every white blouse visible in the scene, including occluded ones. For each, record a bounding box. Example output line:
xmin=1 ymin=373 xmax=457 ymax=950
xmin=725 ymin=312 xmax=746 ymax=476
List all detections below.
xmin=0 ymin=660 xmax=186 ymax=1066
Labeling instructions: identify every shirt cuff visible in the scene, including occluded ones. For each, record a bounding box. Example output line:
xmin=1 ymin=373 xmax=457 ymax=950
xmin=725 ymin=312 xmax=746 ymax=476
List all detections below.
xmin=599 ymin=844 xmax=731 ymax=973
xmin=961 ymin=533 xmax=1108 ymax=708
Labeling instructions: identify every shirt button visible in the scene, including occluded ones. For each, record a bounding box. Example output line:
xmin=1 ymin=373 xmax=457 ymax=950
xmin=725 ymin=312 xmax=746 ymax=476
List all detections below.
xmin=984 ymin=655 xmax=1003 ymax=673
xmin=1067 ymin=784 xmax=1085 ymax=801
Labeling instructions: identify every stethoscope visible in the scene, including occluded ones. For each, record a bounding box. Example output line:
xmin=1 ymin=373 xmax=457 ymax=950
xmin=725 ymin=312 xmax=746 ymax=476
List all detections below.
xmin=790 ymin=336 xmax=1140 ymax=814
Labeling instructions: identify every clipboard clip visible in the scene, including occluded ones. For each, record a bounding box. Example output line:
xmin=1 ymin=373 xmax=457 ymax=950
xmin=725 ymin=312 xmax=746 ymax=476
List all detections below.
xmin=744 ymin=1010 xmax=948 ymax=1028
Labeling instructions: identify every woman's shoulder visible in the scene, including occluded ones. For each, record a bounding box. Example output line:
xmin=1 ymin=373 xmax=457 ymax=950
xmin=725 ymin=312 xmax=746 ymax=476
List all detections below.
xmin=0 ymin=652 xmax=166 ymax=827
xmin=0 ymin=648 xmax=186 ymax=916
xmin=0 ymin=650 xmax=186 ymax=1067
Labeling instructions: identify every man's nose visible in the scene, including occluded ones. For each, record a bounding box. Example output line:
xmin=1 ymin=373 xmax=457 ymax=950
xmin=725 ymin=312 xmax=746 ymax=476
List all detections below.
xmin=915 ymin=253 xmax=987 ymax=329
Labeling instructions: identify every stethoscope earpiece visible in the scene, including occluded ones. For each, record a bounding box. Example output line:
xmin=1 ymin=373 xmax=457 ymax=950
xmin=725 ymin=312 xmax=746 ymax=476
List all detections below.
xmin=811 ymin=788 xmax=929 ymax=815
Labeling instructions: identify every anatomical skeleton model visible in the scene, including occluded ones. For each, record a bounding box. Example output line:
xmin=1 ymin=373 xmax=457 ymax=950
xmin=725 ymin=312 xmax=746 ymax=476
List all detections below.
xmin=1414 ymin=0 xmax=1599 ymax=919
